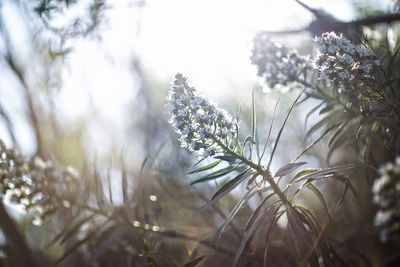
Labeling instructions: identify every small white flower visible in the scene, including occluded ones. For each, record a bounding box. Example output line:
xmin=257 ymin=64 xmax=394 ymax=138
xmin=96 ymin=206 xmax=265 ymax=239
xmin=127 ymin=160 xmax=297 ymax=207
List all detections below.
xmin=328 ymin=45 xmax=340 ymax=54
xmin=361 ymin=64 xmax=372 ymax=74
xmin=182 ymin=126 xmax=191 ymax=135
xmin=374 ymin=210 xmax=392 ymax=226
xmin=338 ymin=71 xmax=350 ymax=80
xmin=372 ymin=174 xmax=390 ymax=195
xmin=167 ymin=102 xmax=176 ymax=114
xmin=344 ymin=55 xmax=353 ymax=65
xmin=177 ymin=107 xmax=188 ymax=117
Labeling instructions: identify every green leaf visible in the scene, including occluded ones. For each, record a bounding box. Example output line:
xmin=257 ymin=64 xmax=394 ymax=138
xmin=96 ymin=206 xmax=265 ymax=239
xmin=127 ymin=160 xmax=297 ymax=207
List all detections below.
xmin=143 ymin=238 xmax=157 ymax=267
xmin=190 ymin=163 xmax=240 ymax=185
xmin=295 ymin=205 xmax=321 ymax=233
xmin=294 ymin=164 xmax=360 ymax=184
xmin=244 ymin=194 xmax=279 ymax=233
xmin=288 ymin=169 xmax=319 ymax=185
xmin=188 ymin=160 xmax=222 ymax=174
xmin=233 ymin=205 xmax=279 ymax=267
xmin=328 ymin=121 xmax=349 ymax=147
xmin=195 ymin=168 xmax=251 ymax=215
xmin=251 ymin=89 xmax=256 ymax=140
xmin=327 ymin=118 xmax=360 ymax=160
xmin=306 ymin=109 xmax=342 ymax=138
xmin=305 ymin=101 xmax=325 ymax=129
xmin=247 ymin=172 xmax=259 ymax=188
xmin=334 ymin=180 xmax=349 ymax=213
xmin=286 ymin=206 xmax=319 ymax=267
xmin=55 ymin=220 xmax=113 ymax=264
xmin=214 ymin=155 xmax=237 ymax=162
xmin=215 ymin=186 xmax=260 ymax=247
xmin=291 ymin=124 xmax=338 ymax=162
xmin=295 ymin=206 xmax=332 ymax=266
xmin=319 ymin=103 xmax=335 ymax=115
xmin=268 ymin=93 xmax=302 ymax=170
xmin=333 ymin=175 xmax=358 ymax=212
xmin=211 ymin=168 xmax=251 ymax=200
xmin=259 ymin=99 xmax=279 ymax=165
xmin=48 ymin=213 xmax=96 ymax=247
xmin=183 ymin=255 xmax=207 ymax=267
xmin=306 ymin=183 xmax=331 ymax=223
xmin=263 ymin=211 xmax=285 ymax=267
xmin=274 ymin=162 xmax=307 ymax=177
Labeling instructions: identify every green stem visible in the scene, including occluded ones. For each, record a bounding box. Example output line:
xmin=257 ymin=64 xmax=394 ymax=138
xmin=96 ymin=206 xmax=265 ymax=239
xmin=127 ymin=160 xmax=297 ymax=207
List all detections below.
xmin=212 ymin=137 xmax=290 ymax=206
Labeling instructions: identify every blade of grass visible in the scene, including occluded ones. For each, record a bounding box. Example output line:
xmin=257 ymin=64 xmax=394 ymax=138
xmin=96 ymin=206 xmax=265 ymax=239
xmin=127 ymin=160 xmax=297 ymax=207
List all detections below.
xmin=188 ymin=160 xmax=222 ymax=174
xmin=190 ymin=163 xmax=242 ymax=185
xmin=274 ymin=162 xmax=307 ymax=177
xmin=259 ymin=99 xmax=279 ymax=166
xmin=195 ymin=168 xmax=251 ymax=215
xmin=267 ymin=93 xmax=302 ymax=170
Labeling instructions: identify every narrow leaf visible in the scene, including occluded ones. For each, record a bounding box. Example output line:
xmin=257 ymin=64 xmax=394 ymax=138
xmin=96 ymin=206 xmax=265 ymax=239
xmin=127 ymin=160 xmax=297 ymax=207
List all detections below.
xmin=288 ymin=169 xmax=319 ymax=185
xmin=214 ymin=155 xmax=237 ymax=162
xmin=286 ymin=206 xmax=319 ymax=267
xmin=306 ymin=183 xmax=331 ymax=223
xmin=195 ymin=169 xmax=250 ymax=215
xmin=294 ymin=164 xmax=360 ymax=183
xmin=292 ymin=124 xmax=339 ymax=162
xmin=306 ymin=109 xmax=342 ymax=138
xmin=215 ymin=186 xmax=260 ymax=247
xmin=247 ymin=173 xmax=259 ymax=188
xmin=233 ymin=206 xmax=278 ymax=267
xmin=55 ymin=221 xmax=111 ymax=264
xmin=143 ymin=238 xmax=157 ymax=267
xmin=183 ymin=255 xmax=207 ymax=267
xmin=190 ymin=164 xmax=241 ymax=185
xmin=268 ymin=93 xmax=302 ymax=170
xmin=211 ymin=168 xmax=251 ymax=200
xmin=334 ymin=180 xmax=349 ymax=213
xmin=305 ymin=101 xmax=325 ymax=130
xmin=48 ymin=213 xmax=96 ymax=247
xmin=252 ymin=88 xmax=256 ymax=140
xmin=259 ymin=99 xmax=279 ymax=165
xmin=274 ymin=162 xmax=307 ymax=177
xmin=245 ymin=194 xmax=278 ymax=233
xmin=188 ymin=160 xmax=221 ymax=174
xmin=263 ymin=211 xmax=285 ymax=267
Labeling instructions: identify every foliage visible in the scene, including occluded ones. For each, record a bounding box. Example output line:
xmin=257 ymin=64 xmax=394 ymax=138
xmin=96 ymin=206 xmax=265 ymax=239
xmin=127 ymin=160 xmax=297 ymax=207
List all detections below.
xmin=0 ymin=1 xmax=400 ymax=267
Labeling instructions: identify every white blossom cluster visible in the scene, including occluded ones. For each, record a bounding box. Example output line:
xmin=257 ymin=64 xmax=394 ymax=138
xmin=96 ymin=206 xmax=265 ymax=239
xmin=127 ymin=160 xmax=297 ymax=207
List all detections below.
xmin=250 ymin=32 xmax=312 ymax=89
xmin=0 ymin=139 xmax=81 ymax=224
xmin=372 ymin=156 xmax=400 ymax=242
xmin=314 ymin=32 xmax=380 ymax=92
xmin=167 ymin=74 xmax=237 ymax=157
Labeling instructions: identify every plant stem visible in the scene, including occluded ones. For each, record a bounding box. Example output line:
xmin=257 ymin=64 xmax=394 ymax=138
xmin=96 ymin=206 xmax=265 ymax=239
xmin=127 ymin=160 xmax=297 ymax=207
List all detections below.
xmin=212 ymin=137 xmax=290 ymax=206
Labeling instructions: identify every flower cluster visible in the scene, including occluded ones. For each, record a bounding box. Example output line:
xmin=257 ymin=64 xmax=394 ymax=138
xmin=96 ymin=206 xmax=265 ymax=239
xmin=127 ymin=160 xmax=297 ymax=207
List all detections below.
xmin=167 ymin=74 xmax=237 ymax=157
xmin=0 ymin=140 xmax=81 ymax=224
xmin=314 ymin=32 xmax=380 ymax=92
xmin=250 ymin=32 xmax=312 ymax=89
xmin=372 ymin=156 xmax=400 ymax=243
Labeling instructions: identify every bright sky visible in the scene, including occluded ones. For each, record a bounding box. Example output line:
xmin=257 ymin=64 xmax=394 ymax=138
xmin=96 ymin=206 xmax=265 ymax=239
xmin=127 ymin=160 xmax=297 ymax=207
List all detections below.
xmin=59 ymin=0 xmax=356 ymax=155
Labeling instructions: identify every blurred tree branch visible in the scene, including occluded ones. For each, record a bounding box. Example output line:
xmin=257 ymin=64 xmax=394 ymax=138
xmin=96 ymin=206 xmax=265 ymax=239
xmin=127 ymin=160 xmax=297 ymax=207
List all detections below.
xmin=0 ymin=11 xmax=44 ymax=158
xmin=261 ymin=0 xmax=400 ymax=36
